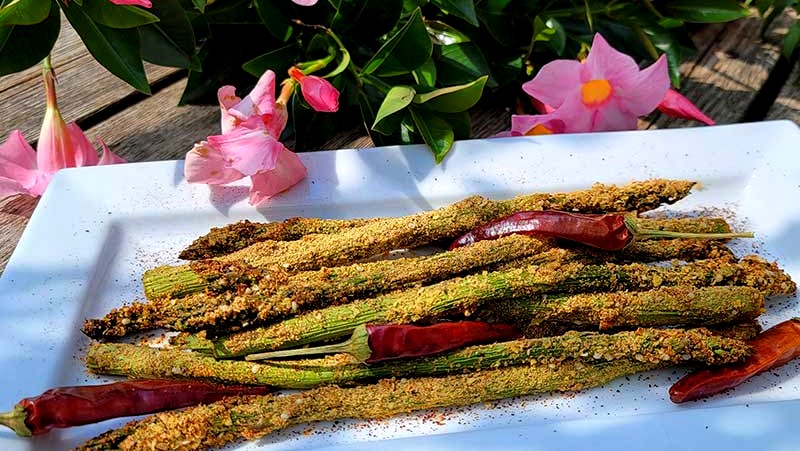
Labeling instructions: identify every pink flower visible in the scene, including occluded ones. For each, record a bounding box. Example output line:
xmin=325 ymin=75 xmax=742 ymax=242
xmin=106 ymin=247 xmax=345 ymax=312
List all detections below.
xmin=522 ymin=33 xmax=669 ymax=133
xmin=0 ymin=66 xmax=125 ymax=200
xmin=292 ymin=0 xmax=318 ymax=5
xmin=109 ymin=0 xmax=152 ymax=7
xmin=506 ymin=113 xmax=567 ymax=137
xmin=289 ymin=67 xmax=339 ymax=113
xmin=184 ymin=70 xmax=307 ymax=205
xmin=657 ymin=89 xmax=715 ymax=125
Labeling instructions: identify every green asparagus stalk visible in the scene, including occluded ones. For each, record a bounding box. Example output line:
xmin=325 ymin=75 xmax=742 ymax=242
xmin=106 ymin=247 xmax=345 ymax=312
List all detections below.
xmin=145 ymin=179 xmax=697 ymax=300
xmin=191 ymin=255 xmax=787 ymax=358
xmin=77 ymin=359 xmax=668 ymax=451
xmin=176 ymin=179 xmax=697 ymax=261
xmin=86 ymin=328 xmax=748 ymax=388
xmin=84 ymin=235 xmax=559 ymax=338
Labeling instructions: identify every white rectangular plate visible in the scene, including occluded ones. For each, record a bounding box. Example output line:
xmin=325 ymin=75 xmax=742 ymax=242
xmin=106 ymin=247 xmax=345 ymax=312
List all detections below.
xmin=1 ymin=121 xmax=800 ymax=451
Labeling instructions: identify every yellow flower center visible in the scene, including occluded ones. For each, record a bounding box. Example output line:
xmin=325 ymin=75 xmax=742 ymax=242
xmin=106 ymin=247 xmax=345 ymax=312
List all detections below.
xmin=525 ymin=124 xmax=554 ymax=136
xmin=581 ymin=79 xmax=613 ymax=107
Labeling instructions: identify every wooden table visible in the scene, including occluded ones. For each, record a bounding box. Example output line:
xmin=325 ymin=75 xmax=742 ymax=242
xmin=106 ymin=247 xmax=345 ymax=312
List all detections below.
xmin=1 ymin=12 xmax=799 ymax=275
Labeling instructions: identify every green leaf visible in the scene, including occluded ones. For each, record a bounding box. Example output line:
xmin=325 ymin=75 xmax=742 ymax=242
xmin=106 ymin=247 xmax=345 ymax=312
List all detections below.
xmin=0 ymin=0 xmax=50 ymax=26
xmin=476 ymin=0 xmax=513 ymax=45
xmin=254 ymin=0 xmax=292 ymax=42
xmin=372 ymin=85 xmax=416 ymax=131
xmin=544 ymin=17 xmax=566 ymax=55
xmin=663 ymin=0 xmax=750 ymax=23
xmin=658 ymin=17 xmax=684 ymax=29
xmin=436 ymin=42 xmax=496 ymax=88
xmin=61 ymin=1 xmax=151 ymax=94
xmin=0 ymin=1 xmax=58 ymax=76
xmin=431 ymin=0 xmax=478 ymax=27
xmin=242 ymin=43 xmax=298 ymax=77
xmin=412 ymin=75 xmax=486 ymax=112
xmin=82 ymin=0 xmax=159 ymax=29
xmin=410 ymin=107 xmax=455 ymax=163
xmin=139 ymin=0 xmax=199 ymax=70
xmin=191 ymin=0 xmax=205 ymax=13
xmin=425 ymin=19 xmax=471 ymax=45
xmin=784 ymin=20 xmax=800 ymax=59
xmin=412 ymin=57 xmax=437 ymax=86
xmin=361 ymin=8 xmax=432 ymax=76
xmin=330 ymin=0 xmax=403 ymax=39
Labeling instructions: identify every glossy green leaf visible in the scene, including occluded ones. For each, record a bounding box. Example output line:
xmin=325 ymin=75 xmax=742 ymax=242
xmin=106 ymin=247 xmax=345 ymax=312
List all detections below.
xmin=254 ymin=0 xmax=292 ymax=42
xmin=61 ymin=1 xmax=151 ymax=94
xmin=361 ymin=8 xmax=432 ymax=76
xmin=545 ymin=17 xmax=566 ymax=55
xmin=658 ymin=17 xmax=684 ymax=29
xmin=191 ymin=0 xmax=205 ymax=12
xmin=436 ymin=42 xmax=496 ymax=88
xmin=425 ymin=19 xmax=471 ymax=45
xmin=242 ymin=43 xmax=298 ymax=77
xmin=0 ymin=1 xmax=58 ymax=76
xmin=412 ymin=58 xmax=437 ymax=86
xmin=663 ymin=0 xmax=750 ymax=23
xmin=476 ymin=0 xmax=513 ymax=45
xmin=0 ymin=0 xmax=50 ymax=26
xmin=410 ymin=107 xmax=454 ymax=163
xmin=139 ymin=0 xmax=199 ymax=70
xmin=431 ymin=0 xmax=478 ymax=27
xmin=330 ymin=0 xmax=403 ymax=39
xmin=784 ymin=20 xmax=800 ymax=59
xmin=82 ymin=0 xmax=159 ymax=29
xmin=412 ymin=75 xmax=487 ymax=112
xmin=372 ymin=85 xmax=416 ymax=130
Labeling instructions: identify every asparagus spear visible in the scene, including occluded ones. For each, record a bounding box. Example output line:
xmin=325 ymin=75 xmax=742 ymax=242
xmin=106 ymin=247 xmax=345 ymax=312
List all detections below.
xmin=77 ymin=359 xmax=668 ymax=451
xmin=83 ymin=235 xmax=559 ymax=338
xmin=177 ymin=179 xmax=697 ymax=261
xmin=192 ymin=255 xmax=786 ymax=358
xmin=86 ymin=328 xmax=749 ymax=388
xmin=144 ymin=179 xmax=697 ymax=300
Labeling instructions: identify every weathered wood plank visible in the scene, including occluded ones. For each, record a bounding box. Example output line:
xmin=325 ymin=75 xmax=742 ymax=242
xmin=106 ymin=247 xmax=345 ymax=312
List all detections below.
xmin=766 ymin=61 xmax=800 ymax=124
xmin=648 ymin=13 xmax=796 ymax=128
xmin=0 ymin=197 xmax=37 ymax=274
xmin=0 ymin=16 xmax=179 ymax=144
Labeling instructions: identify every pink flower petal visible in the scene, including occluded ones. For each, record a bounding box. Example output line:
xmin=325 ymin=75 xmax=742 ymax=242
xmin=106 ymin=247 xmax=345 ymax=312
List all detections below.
xmin=248 ymin=147 xmax=307 ymax=205
xmin=229 ymin=70 xmax=278 ymax=125
xmin=522 ymin=60 xmax=582 ymax=109
xmin=0 ymin=176 xmax=30 ymax=200
xmin=292 ymin=0 xmax=318 ymax=5
xmin=298 ymin=76 xmax=340 ymax=112
xmin=589 ymin=99 xmax=639 ymax=131
xmin=218 ymin=85 xmax=242 ymax=134
xmin=510 ymin=114 xmax=566 ymax=135
xmin=0 ymin=130 xmax=39 ymax=190
xmin=582 ymin=33 xmax=640 ymax=83
xmin=184 ymin=141 xmax=245 ymax=185
xmin=98 ymin=140 xmax=127 ymax=165
xmin=547 ymin=94 xmax=595 ymax=133
xmin=612 ymin=54 xmax=670 ymax=116
xmin=37 ymin=108 xmax=75 ymax=175
xmin=657 ymin=88 xmax=715 ymax=125
xmin=206 ymin=127 xmax=283 ymax=176
xmin=66 ymin=123 xmax=100 ymax=167
xmin=109 ymin=0 xmax=152 ymax=7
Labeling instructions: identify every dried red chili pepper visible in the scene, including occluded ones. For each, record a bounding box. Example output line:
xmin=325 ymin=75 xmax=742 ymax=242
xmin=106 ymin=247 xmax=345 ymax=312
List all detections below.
xmin=0 ymin=379 xmax=271 ymax=436
xmin=669 ymin=318 xmax=800 ymax=403
xmin=245 ymin=321 xmax=521 ymax=363
xmin=449 ymin=210 xmax=753 ymax=251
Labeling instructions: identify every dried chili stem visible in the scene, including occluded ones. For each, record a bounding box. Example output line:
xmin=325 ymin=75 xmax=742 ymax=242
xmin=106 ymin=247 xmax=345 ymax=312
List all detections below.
xmin=189 ymin=256 xmax=789 ymax=359
xmin=86 ymin=328 xmax=748 ymax=389
xmin=145 ymin=179 xmax=697 ymax=300
xmin=177 ymin=179 xmax=696 ymax=261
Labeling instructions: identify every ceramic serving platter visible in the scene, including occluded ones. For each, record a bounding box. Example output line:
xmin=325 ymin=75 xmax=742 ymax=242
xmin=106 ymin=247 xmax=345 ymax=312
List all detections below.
xmin=1 ymin=120 xmax=799 ymax=450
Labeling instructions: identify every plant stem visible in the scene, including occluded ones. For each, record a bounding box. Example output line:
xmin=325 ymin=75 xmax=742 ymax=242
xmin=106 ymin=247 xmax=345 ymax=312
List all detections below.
xmin=86 ymin=328 xmax=748 ymax=389
xmin=193 ymin=256 xmax=788 ymax=359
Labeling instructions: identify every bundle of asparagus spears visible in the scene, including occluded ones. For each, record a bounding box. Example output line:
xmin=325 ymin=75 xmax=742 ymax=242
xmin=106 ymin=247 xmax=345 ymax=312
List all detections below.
xmin=75 ymin=179 xmax=797 ymax=451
